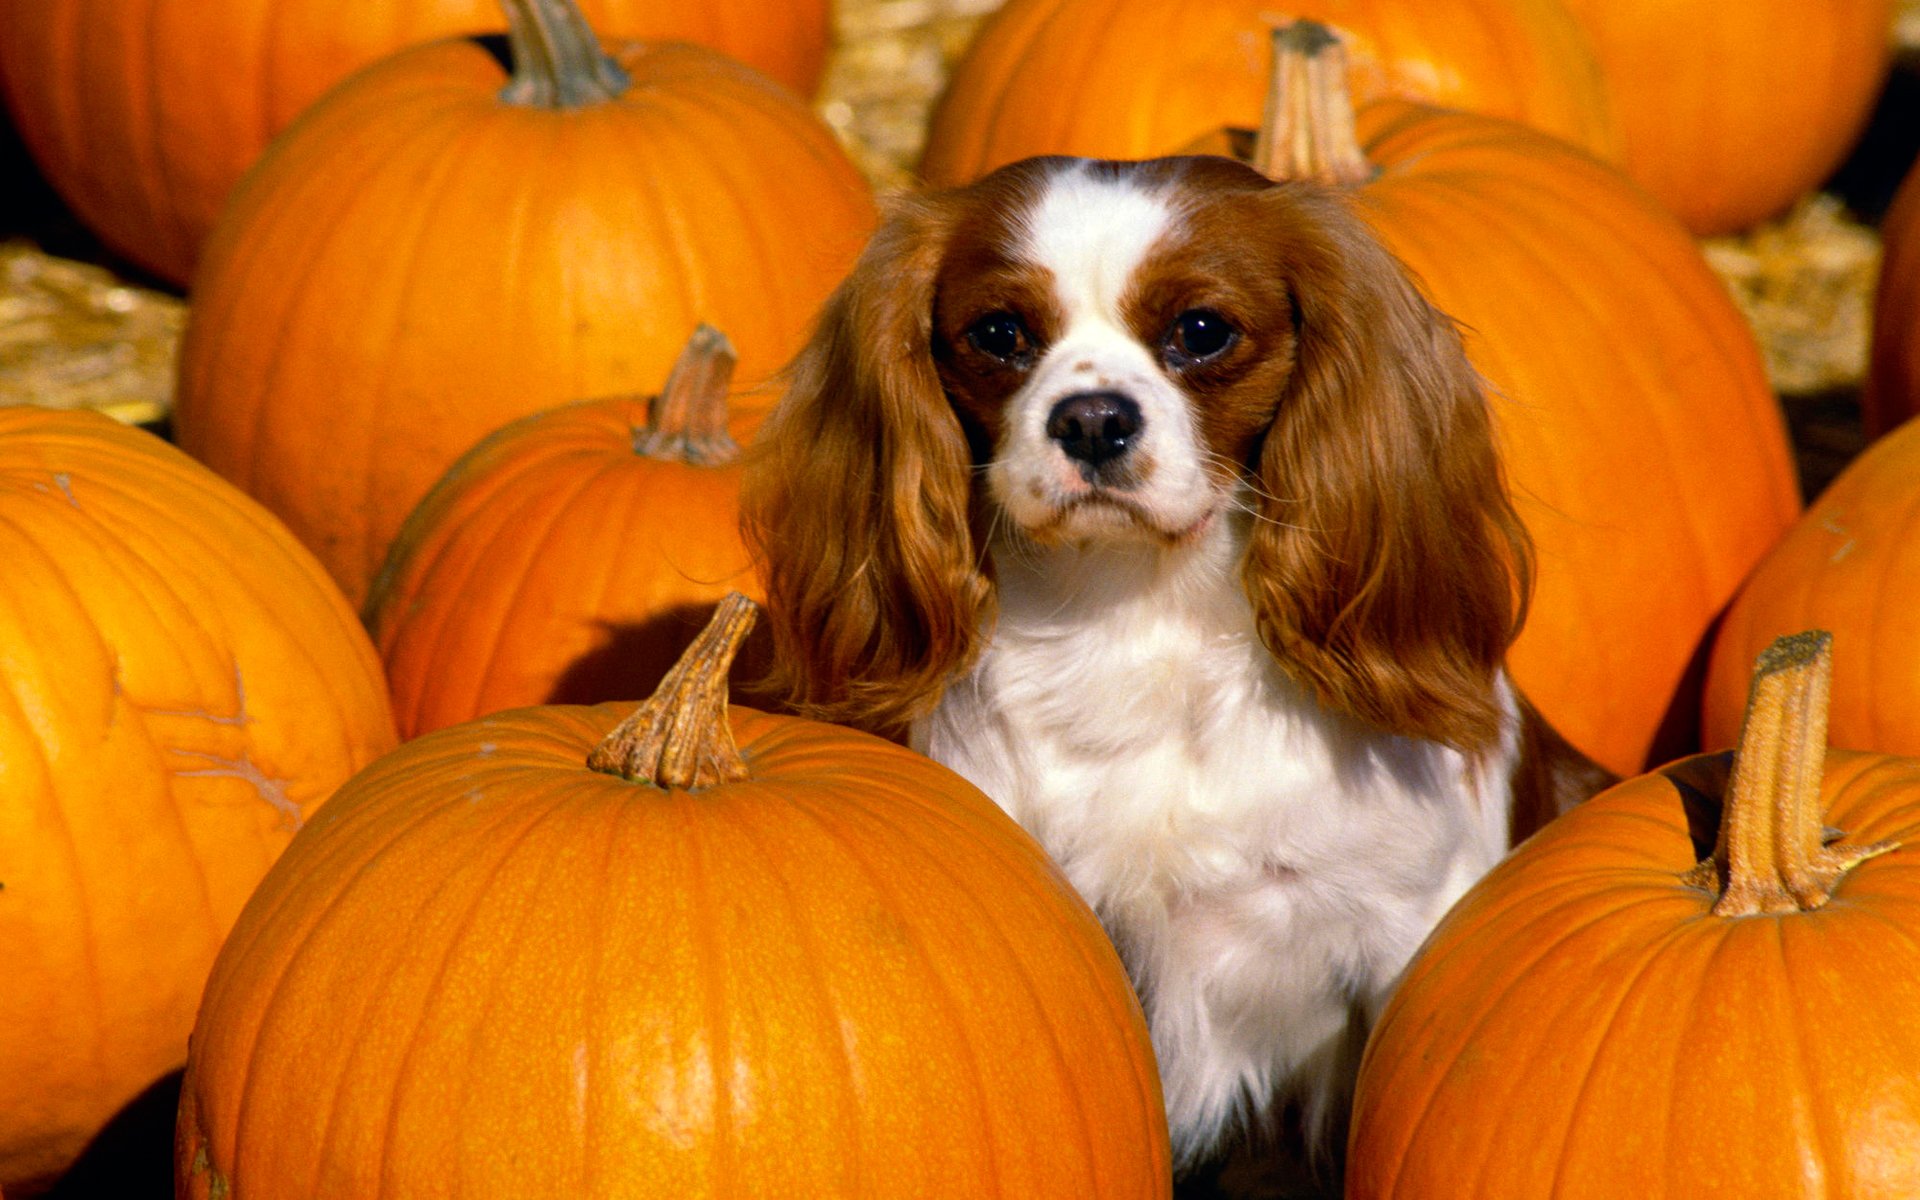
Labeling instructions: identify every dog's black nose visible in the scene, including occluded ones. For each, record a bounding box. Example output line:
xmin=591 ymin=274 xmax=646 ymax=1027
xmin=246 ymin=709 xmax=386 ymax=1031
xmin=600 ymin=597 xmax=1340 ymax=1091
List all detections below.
xmin=1046 ymin=391 xmax=1141 ymax=467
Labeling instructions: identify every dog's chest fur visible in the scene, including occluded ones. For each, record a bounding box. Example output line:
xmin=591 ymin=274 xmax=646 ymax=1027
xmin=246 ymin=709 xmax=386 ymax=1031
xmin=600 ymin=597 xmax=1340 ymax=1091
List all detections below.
xmin=919 ymin=515 xmax=1517 ymax=1163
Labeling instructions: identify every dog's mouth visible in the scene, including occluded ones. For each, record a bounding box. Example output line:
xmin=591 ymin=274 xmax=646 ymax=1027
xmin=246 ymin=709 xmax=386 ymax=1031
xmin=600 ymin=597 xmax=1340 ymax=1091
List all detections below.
xmin=1023 ymin=491 xmax=1217 ymax=548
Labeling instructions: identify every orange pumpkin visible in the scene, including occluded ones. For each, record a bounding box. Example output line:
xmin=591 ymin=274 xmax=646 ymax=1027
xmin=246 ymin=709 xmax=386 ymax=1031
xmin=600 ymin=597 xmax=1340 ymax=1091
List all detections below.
xmin=366 ymin=326 xmax=764 ymax=739
xmin=0 ymin=407 xmax=395 ymax=1194
xmin=1223 ymin=24 xmax=1799 ymax=774
xmin=1349 ymin=631 xmax=1920 ymax=1196
xmin=176 ymin=597 xmax=1171 ymax=1199
xmin=1557 ymin=0 xmax=1892 ymax=236
xmin=171 ymin=0 xmax=874 ymax=606
xmin=1703 ymin=417 xmax=1920 ymax=757
xmin=918 ymin=0 xmax=1617 ymax=186
xmin=0 ymin=0 xmax=831 ymax=285
xmin=1865 ymin=162 xmax=1920 ymax=437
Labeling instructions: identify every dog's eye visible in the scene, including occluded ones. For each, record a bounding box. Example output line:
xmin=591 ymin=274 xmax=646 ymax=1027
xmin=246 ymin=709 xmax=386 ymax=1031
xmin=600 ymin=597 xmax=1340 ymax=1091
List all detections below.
xmin=1165 ymin=309 xmax=1237 ymax=366
xmin=965 ymin=312 xmax=1032 ymax=363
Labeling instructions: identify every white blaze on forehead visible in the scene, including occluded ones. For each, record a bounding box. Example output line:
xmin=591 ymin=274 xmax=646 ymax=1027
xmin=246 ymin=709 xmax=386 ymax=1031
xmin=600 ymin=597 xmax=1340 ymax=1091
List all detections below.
xmin=1017 ymin=165 xmax=1180 ymax=325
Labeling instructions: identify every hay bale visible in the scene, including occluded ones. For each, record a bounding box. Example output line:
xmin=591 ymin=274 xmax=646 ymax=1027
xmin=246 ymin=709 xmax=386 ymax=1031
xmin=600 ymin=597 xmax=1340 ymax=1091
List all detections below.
xmin=816 ymin=0 xmax=1005 ymax=193
xmin=0 ymin=241 xmax=184 ymax=424
xmin=1701 ymin=195 xmax=1882 ymax=397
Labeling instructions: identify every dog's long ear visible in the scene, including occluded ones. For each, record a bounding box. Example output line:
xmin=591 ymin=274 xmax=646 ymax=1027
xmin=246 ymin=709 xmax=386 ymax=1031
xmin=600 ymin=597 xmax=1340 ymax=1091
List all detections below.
xmin=1242 ymin=184 xmax=1531 ymax=754
xmin=741 ymin=195 xmax=992 ymax=738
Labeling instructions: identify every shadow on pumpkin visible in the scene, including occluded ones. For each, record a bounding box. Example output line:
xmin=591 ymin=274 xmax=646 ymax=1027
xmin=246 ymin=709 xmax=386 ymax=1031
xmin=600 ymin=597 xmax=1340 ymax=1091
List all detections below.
xmin=544 ymin=600 xmax=779 ymax=714
xmin=42 ymin=1068 xmax=181 ymax=1199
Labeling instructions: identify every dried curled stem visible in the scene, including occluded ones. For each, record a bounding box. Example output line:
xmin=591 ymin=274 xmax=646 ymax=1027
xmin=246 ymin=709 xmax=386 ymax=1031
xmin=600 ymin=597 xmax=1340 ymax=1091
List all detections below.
xmin=499 ymin=0 xmax=631 ymax=109
xmin=588 ymin=593 xmax=758 ymax=790
xmin=634 ymin=324 xmax=741 ymax=467
xmin=1252 ymin=20 xmax=1375 ymax=187
xmin=1684 ymin=630 xmax=1899 ymax=915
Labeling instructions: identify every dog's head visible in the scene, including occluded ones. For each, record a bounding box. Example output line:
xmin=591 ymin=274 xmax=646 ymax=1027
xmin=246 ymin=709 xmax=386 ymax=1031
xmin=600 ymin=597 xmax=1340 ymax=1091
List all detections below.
xmin=743 ymin=155 xmax=1529 ymax=748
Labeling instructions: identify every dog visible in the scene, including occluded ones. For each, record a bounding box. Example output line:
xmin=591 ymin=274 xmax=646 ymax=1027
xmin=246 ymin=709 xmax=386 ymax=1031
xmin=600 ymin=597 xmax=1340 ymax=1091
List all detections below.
xmin=742 ymin=154 xmax=1608 ymax=1177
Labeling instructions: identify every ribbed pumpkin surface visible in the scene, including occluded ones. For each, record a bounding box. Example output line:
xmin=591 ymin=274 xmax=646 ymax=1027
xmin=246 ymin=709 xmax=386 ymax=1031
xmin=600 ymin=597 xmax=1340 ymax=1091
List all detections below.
xmin=175 ymin=703 xmax=1170 ymax=1199
xmin=0 ymin=407 xmax=395 ymax=1194
xmin=366 ymin=394 xmax=761 ymax=739
xmin=1703 ymin=418 xmax=1920 ymax=756
xmin=1337 ymin=101 xmax=1800 ymax=774
xmin=919 ymin=0 xmax=1617 ymax=186
xmin=1866 ymin=165 xmax=1920 ymax=437
xmin=171 ymin=36 xmax=874 ymax=604
xmin=0 ymin=0 xmax=831 ymax=285
xmin=1558 ymin=0 xmax=1892 ymax=236
xmin=1349 ymin=746 xmax=1920 ymax=1196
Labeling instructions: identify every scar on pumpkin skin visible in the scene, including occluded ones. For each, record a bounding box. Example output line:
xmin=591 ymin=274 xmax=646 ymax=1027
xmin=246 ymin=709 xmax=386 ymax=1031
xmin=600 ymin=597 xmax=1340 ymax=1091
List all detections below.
xmin=191 ymin=1140 xmax=232 ymax=1200
xmin=171 ymin=749 xmax=302 ymax=830
xmin=127 ymin=664 xmax=297 ymax=825
xmin=1820 ymin=517 xmax=1855 ymax=562
xmin=136 ymin=664 xmax=254 ymax=727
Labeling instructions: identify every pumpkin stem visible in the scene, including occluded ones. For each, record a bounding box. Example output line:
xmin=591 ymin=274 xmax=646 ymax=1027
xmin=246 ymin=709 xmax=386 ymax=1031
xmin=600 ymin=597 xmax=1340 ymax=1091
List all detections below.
xmin=1252 ymin=20 xmax=1375 ymax=186
xmin=1688 ymin=631 xmax=1899 ymax=915
xmin=499 ymin=0 xmax=630 ymax=109
xmin=635 ymin=324 xmax=741 ymax=466
xmin=587 ymin=593 xmax=757 ymax=789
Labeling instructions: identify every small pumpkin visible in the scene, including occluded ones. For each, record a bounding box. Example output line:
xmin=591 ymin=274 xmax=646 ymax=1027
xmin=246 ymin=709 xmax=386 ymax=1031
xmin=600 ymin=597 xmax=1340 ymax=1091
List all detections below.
xmin=0 ymin=0 xmax=831 ymax=285
xmin=366 ymin=325 xmax=764 ymax=739
xmin=176 ymin=596 xmax=1171 ymax=1199
xmin=1217 ymin=23 xmax=1799 ymax=774
xmin=1349 ymin=631 xmax=1920 ymax=1196
xmin=171 ymin=0 xmax=875 ymax=605
xmin=918 ymin=0 xmax=1617 ymax=186
xmin=1865 ymin=162 xmax=1920 ymax=437
xmin=1703 ymin=416 xmax=1920 ymax=757
xmin=0 ymin=407 xmax=395 ymax=1194
xmin=1557 ymin=0 xmax=1893 ymax=236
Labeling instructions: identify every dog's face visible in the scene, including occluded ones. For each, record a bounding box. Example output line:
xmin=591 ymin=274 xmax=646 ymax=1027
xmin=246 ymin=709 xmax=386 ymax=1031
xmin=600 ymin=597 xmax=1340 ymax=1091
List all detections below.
xmin=930 ymin=157 xmax=1299 ymax=550
xmin=744 ymin=154 xmax=1529 ymax=751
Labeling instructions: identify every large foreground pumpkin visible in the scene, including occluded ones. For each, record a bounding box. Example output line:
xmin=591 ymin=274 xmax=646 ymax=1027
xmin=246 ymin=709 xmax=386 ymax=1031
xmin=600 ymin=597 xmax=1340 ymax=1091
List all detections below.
xmin=1703 ymin=417 xmax=1920 ymax=757
xmin=0 ymin=0 xmax=831 ymax=285
xmin=0 ymin=408 xmax=395 ymax=1194
xmin=172 ymin=0 xmax=874 ymax=605
xmin=1349 ymin=632 xmax=1920 ymax=1196
xmin=919 ymin=0 xmax=1616 ymax=186
xmin=1227 ymin=25 xmax=1798 ymax=773
xmin=366 ymin=327 xmax=764 ymax=739
xmin=176 ymin=598 xmax=1171 ymax=1199
xmin=1557 ymin=0 xmax=1892 ymax=236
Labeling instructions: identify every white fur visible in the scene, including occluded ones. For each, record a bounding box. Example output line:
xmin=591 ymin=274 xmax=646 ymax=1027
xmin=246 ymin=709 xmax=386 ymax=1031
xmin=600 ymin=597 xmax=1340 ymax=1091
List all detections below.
xmin=917 ymin=164 xmax=1520 ymax=1168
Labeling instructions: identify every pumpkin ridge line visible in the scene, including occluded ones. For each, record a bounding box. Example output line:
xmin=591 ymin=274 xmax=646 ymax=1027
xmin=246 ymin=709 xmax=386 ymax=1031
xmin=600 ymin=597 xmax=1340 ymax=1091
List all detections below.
xmin=1366 ymin=878 xmax=1691 ymax=1185
xmin=466 ymin=449 xmax=628 ymax=730
xmin=831 ymin=783 xmax=1134 ymax=1188
xmin=771 ymin=782 xmax=1012 ymax=1196
xmin=700 ymin=785 xmax=870 ymax=1186
xmin=325 ymin=772 xmax=581 ymax=1194
xmin=215 ymin=760 xmax=527 ymax=1182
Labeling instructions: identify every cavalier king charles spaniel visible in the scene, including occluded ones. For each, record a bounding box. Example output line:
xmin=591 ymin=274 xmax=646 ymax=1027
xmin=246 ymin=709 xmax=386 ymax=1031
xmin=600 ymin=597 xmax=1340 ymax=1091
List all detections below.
xmin=742 ymin=154 xmax=1607 ymax=1179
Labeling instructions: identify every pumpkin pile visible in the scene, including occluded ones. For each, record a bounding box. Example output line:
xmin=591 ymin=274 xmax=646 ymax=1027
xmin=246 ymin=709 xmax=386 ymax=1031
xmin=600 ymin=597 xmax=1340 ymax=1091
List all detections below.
xmin=919 ymin=0 xmax=1620 ymax=185
xmin=1349 ymin=630 xmax=1920 ymax=1195
xmin=1704 ymin=416 xmax=1920 ymax=758
xmin=1555 ymin=0 xmax=1892 ymax=236
xmin=169 ymin=0 xmax=875 ymax=604
xmin=0 ymin=0 xmax=833 ymax=285
xmin=365 ymin=325 xmax=766 ymax=740
xmin=3 ymin=0 xmax=1917 ymax=1194
xmin=176 ymin=596 xmax=1172 ymax=1198
xmin=1868 ymin=161 xmax=1920 ymax=434
xmin=0 ymin=408 xmax=394 ymax=1194
xmin=1200 ymin=22 xmax=1799 ymax=775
